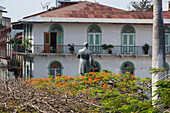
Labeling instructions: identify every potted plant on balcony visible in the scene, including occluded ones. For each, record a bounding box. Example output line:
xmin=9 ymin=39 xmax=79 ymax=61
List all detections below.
xmin=101 ymin=44 xmax=114 ymax=54
xmin=142 ymin=43 xmax=150 ymax=54
xmin=21 ymin=37 xmax=33 ymax=53
xmin=68 ymin=43 xmax=74 ymax=54
xmin=10 ymin=37 xmax=22 ymax=52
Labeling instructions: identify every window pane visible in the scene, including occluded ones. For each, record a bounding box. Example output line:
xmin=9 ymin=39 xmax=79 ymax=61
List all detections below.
xmin=165 ymin=35 xmax=168 ymax=45
xmin=57 ymin=34 xmax=62 ymax=44
xmin=56 ymin=68 xmax=61 ymax=76
xmin=123 ymin=35 xmax=127 ymax=45
xmin=95 ymin=34 xmax=100 ymax=45
xmin=89 ymin=34 xmax=94 ymax=45
xmin=45 ymin=34 xmax=49 ymax=44
xmin=50 ymin=69 xmax=55 ymax=77
xmin=129 ymin=35 xmax=133 ymax=45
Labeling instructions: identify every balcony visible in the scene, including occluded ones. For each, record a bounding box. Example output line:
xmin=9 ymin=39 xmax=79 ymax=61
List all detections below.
xmin=13 ymin=44 xmax=164 ymax=56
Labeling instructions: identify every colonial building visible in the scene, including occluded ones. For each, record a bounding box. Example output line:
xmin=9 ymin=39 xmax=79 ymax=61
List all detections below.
xmin=0 ymin=6 xmax=11 ymax=79
xmin=12 ymin=1 xmax=170 ymax=79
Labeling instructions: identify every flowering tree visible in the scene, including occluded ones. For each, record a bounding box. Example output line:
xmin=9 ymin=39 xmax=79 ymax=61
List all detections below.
xmin=0 ymin=70 xmax=167 ymax=112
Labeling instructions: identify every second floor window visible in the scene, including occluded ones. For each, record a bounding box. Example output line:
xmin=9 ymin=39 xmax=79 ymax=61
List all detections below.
xmin=87 ymin=25 xmax=102 ymax=53
xmin=165 ymin=26 xmax=170 ymax=53
xmin=121 ymin=25 xmax=136 ymax=54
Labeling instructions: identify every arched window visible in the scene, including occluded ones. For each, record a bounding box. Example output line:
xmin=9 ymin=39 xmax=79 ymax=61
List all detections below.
xmin=121 ymin=25 xmax=136 ymax=54
xmin=87 ymin=25 xmax=102 ymax=54
xmin=165 ymin=26 xmax=170 ymax=53
xmin=90 ymin=61 xmax=101 ymax=72
xmin=120 ymin=61 xmax=135 ymax=75
xmin=48 ymin=61 xmax=63 ymax=78
xmin=49 ymin=24 xmax=63 ymax=32
xmin=44 ymin=24 xmax=64 ymax=53
xmin=165 ymin=62 xmax=170 ymax=79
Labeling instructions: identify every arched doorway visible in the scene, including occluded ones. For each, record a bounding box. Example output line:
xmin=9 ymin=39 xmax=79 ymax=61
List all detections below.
xmin=90 ymin=61 xmax=101 ymax=72
xmin=44 ymin=24 xmax=64 ymax=53
xmin=120 ymin=61 xmax=135 ymax=75
xmin=48 ymin=61 xmax=63 ymax=78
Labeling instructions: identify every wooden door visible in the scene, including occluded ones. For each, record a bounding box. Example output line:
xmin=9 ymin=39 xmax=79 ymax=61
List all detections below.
xmin=44 ymin=32 xmax=51 ymax=53
xmin=56 ymin=32 xmax=63 ymax=53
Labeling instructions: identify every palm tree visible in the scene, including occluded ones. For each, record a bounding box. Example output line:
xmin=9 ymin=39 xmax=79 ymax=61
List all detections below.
xmin=152 ymin=0 xmax=165 ymax=109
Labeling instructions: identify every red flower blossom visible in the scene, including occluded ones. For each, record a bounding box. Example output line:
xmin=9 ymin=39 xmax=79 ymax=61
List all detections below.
xmin=103 ymin=84 xmax=108 ymax=89
xmin=62 ymin=75 xmax=67 ymax=78
xmin=122 ymin=88 xmax=125 ymax=90
xmin=120 ymin=83 xmax=124 ymax=85
xmin=84 ymin=81 xmax=88 ymax=84
xmin=89 ymin=72 xmax=95 ymax=75
xmin=42 ymin=78 xmax=48 ymax=81
xmin=89 ymin=80 xmax=92 ymax=84
xmin=119 ymin=73 xmax=122 ymax=75
xmin=74 ymin=81 xmax=77 ymax=84
xmin=123 ymin=79 xmax=127 ymax=81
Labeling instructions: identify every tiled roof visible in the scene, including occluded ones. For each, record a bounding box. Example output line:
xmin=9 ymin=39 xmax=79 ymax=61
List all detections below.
xmin=23 ymin=1 xmax=170 ymax=19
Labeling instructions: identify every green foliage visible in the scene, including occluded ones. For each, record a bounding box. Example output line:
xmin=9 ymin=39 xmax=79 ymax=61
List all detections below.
xmin=128 ymin=0 xmax=153 ymax=11
xmin=0 ymin=24 xmax=6 ymax=29
xmin=153 ymin=79 xmax=170 ymax=111
xmin=21 ymin=37 xmax=33 ymax=50
xmin=68 ymin=43 xmax=74 ymax=51
xmin=101 ymin=44 xmax=114 ymax=50
xmin=10 ymin=37 xmax=22 ymax=50
xmin=1 ymin=70 xmax=169 ymax=112
xmin=149 ymin=68 xmax=165 ymax=76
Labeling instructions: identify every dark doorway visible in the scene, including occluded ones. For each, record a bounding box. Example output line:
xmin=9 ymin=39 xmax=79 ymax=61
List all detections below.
xmin=50 ymin=33 xmax=56 ymax=53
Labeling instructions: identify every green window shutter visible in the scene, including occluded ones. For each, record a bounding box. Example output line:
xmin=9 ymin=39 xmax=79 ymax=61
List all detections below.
xmin=27 ymin=24 xmax=29 ymax=38
xmin=165 ymin=35 xmax=168 ymax=45
xmin=89 ymin=34 xmax=94 ymax=45
xmin=30 ymin=24 xmax=32 ymax=37
xmin=57 ymin=34 xmax=62 ymax=44
xmin=123 ymin=35 xmax=127 ymax=45
xmin=129 ymin=35 xmax=134 ymax=45
xmin=24 ymin=24 xmax=26 ymax=37
xmin=27 ymin=65 xmax=29 ymax=78
xmin=95 ymin=34 xmax=100 ymax=45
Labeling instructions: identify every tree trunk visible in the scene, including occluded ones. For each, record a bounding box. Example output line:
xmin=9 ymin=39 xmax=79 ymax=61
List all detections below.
xmin=152 ymin=0 xmax=165 ymax=108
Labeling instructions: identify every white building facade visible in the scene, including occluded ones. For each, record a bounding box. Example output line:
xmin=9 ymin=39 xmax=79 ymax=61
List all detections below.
xmin=12 ymin=1 xmax=170 ymax=79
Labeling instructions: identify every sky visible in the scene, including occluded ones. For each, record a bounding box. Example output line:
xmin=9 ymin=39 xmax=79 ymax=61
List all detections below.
xmin=0 ymin=0 xmax=133 ymax=22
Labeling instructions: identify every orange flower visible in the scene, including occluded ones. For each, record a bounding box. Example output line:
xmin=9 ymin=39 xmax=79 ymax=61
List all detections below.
xmin=67 ymin=77 xmax=74 ymax=80
xmin=55 ymin=72 xmax=58 ymax=74
xmin=74 ymin=81 xmax=77 ymax=84
xmin=122 ymin=88 xmax=125 ymax=90
xmin=123 ymin=79 xmax=127 ymax=81
xmin=120 ymin=83 xmax=124 ymax=85
xmin=103 ymin=73 xmax=107 ymax=75
xmin=119 ymin=73 xmax=122 ymax=75
xmin=103 ymin=84 xmax=108 ymax=89
xmin=94 ymin=100 xmax=97 ymax=102
xmin=89 ymin=80 xmax=92 ymax=84
xmin=62 ymin=75 xmax=67 ymax=78
xmin=42 ymin=78 xmax=48 ymax=81
xmin=88 ymin=77 xmax=92 ymax=81
xmin=84 ymin=81 xmax=88 ymax=84
xmin=130 ymin=74 xmax=134 ymax=78
xmin=89 ymin=72 xmax=95 ymax=75
xmin=58 ymin=85 xmax=62 ymax=87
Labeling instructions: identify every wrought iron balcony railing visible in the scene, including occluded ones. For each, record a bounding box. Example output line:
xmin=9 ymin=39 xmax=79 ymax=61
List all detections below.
xmin=13 ymin=44 xmax=170 ymax=56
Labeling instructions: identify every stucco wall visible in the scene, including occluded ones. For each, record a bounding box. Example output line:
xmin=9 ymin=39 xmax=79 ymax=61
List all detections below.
xmin=33 ymin=23 xmax=153 ymax=46
xmin=31 ymin=55 xmax=168 ymax=78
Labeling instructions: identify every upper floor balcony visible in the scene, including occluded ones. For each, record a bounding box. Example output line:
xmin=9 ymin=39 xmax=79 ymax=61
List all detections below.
xmin=14 ymin=44 xmax=169 ymax=56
